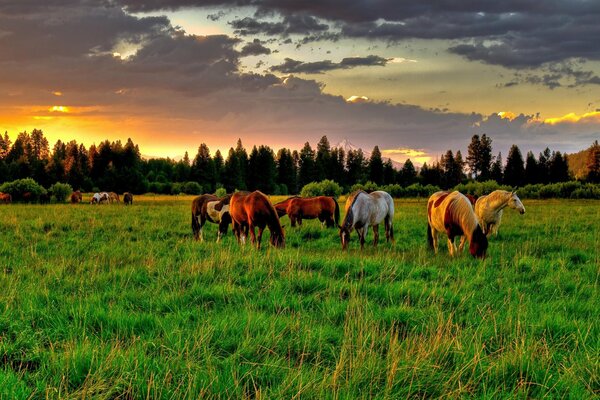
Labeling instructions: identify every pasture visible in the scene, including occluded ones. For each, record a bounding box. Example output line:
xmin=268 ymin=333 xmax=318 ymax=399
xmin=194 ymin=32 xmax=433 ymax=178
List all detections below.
xmin=0 ymin=196 xmax=598 ymax=398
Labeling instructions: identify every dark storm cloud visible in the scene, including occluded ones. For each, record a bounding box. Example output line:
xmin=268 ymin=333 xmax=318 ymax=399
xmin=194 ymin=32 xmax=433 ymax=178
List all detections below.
xmin=240 ymin=39 xmax=272 ymax=56
xmin=498 ymin=62 xmax=600 ymax=90
xmin=116 ymin=0 xmax=600 ymax=71
xmin=270 ymin=55 xmax=391 ymax=74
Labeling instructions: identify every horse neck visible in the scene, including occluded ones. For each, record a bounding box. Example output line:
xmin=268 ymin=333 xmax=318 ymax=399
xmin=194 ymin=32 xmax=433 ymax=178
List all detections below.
xmin=488 ymin=192 xmax=510 ymax=211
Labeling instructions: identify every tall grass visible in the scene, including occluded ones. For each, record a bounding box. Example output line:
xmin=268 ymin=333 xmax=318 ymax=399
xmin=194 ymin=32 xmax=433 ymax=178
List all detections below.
xmin=0 ymin=197 xmax=597 ymax=398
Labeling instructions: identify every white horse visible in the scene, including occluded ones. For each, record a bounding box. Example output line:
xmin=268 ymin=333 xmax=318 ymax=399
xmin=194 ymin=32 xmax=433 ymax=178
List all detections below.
xmin=339 ymin=190 xmax=394 ymax=250
xmin=90 ymin=192 xmax=109 ymax=204
xmin=475 ymin=189 xmax=525 ymax=237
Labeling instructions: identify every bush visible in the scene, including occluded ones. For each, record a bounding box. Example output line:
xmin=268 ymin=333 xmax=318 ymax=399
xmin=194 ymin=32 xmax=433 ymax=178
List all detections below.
xmin=350 ymin=181 xmax=379 ymax=193
xmin=183 ymin=181 xmax=203 ymax=195
xmin=379 ymin=184 xmax=405 ymax=198
xmin=0 ymin=178 xmax=47 ymax=202
xmin=49 ymin=182 xmax=73 ymax=203
xmin=300 ymin=180 xmax=342 ymax=197
xmin=171 ymin=182 xmax=184 ymax=195
xmin=453 ymin=180 xmax=510 ymax=197
xmin=215 ymin=187 xmax=227 ymax=197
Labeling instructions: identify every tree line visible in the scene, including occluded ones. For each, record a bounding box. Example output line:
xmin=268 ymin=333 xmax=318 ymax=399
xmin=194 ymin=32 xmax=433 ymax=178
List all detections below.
xmin=1 ymin=129 xmax=599 ymax=194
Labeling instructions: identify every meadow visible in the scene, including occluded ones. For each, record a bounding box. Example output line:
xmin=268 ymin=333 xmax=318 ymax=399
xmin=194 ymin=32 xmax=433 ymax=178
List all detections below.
xmin=0 ymin=195 xmax=598 ymax=399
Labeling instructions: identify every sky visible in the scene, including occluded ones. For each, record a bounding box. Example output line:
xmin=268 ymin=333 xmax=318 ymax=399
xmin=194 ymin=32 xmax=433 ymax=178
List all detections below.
xmin=1 ymin=1 xmax=600 ymax=164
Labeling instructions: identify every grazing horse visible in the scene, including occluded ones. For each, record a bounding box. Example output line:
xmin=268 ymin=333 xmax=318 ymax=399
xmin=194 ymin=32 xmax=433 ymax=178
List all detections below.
xmin=277 ymin=196 xmax=340 ymax=227
xmin=229 ymin=191 xmax=285 ymax=249
xmin=339 ymin=190 xmax=394 ymax=250
xmin=108 ymin=192 xmax=120 ymax=203
xmin=465 ymin=194 xmax=478 ymax=207
xmin=273 ymin=196 xmax=299 ymax=217
xmin=427 ymin=191 xmax=487 ymax=258
xmin=71 ymin=191 xmax=83 ymax=204
xmin=191 ymin=194 xmax=232 ymax=242
xmin=475 ymin=189 xmax=525 ymax=237
xmin=123 ymin=192 xmax=133 ymax=205
xmin=90 ymin=192 xmax=109 ymax=204
xmin=0 ymin=192 xmax=11 ymax=204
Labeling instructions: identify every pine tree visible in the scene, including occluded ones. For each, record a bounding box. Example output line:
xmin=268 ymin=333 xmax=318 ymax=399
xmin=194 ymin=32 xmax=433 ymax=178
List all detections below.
xmin=490 ymin=152 xmax=503 ymax=183
xmin=525 ymin=151 xmax=538 ymax=184
xmin=213 ymin=150 xmax=224 ymax=185
xmin=276 ymin=148 xmax=296 ymax=194
xmin=368 ymin=146 xmax=384 ymax=185
xmin=549 ymin=151 xmax=570 ymax=183
xmin=298 ymin=142 xmax=316 ymax=188
xmin=382 ymin=159 xmax=395 ymax=185
xmin=586 ymin=140 xmax=600 ymax=183
xmin=0 ymin=132 xmax=11 ymax=160
xmin=466 ymin=134 xmax=492 ymax=180
xmin=537 ymin=147 xmax=551 ymax=184
xmin=504 ymin=145 xmax=525 ymax=186
xmin=398 ymin=159 xmax=416 ymax=186
xmin=191 ymin=143 xmax=215 ymax=191
xmin=346 ymin=149 xmax=366 ymax=185
xmin=315 ymin=135 xmax=331 ymax=181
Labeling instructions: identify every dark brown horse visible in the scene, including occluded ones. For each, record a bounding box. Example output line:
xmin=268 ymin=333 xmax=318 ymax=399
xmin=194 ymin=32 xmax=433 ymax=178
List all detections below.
xmin=70 ymin=191 xmax=83 ymax=204
xmin=0 ymin=192 xmax=11 ymax=204
xmin=274 ymin=196 xmax=299 ymax=217
xmin=123 ymin=192 xmax=133 ymax=205
xmin=229 ymin=191 xmax=284 ymax=249
xmin=280 ymin=196 xmax=340 ymax=227
xmin=191 ymin=194 xmax=232 ymax=242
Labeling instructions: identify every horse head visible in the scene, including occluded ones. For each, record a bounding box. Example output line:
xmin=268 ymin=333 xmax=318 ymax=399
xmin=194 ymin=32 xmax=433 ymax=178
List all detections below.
xmin=469 ymin=225 xmax=488 ymax=259
xmin=508 ymin=190 xmax=525 ymax=214
xmin=339 ymin=223 xmax=352 ymax=250
xmin=270 ymin=228 xmax=285 ymax=248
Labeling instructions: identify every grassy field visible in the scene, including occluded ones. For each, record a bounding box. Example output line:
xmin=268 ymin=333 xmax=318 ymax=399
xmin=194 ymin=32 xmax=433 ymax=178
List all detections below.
xmin=0 ymin=195 xmax=598 ymax=399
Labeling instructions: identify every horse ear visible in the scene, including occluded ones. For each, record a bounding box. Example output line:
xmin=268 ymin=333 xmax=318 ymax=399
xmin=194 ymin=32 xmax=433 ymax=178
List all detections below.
xmin=512 ymin=186 xmax=517 ymax=194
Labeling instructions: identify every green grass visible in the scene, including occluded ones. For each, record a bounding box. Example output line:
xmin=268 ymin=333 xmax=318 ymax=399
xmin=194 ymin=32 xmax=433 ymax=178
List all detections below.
xmin=0 ymin=195 xmax=598 ymax=399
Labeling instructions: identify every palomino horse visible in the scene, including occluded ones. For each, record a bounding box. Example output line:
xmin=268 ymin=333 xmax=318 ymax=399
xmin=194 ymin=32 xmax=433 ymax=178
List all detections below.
xmin=0 ymin=192 xmax=11 ymax=204
xmin=123 ymin=192 xmax=133 ymax=205
xmin=108 ymin=192 xmax=120 ymax=203
xmin=90 ymin=192 xmax=109 ymax=204
xmin=275 ymin=196 xmax=340 ymax=227
xmin=229 ymin=191 xmax=284 ymax=249
xmin=475 ymin=189 xmax=525 ymax=237
xmin=191 ymin=194 xmax=232 ymax=242
xmin=339 ymin=190 xmax=394 ymax=250
xmin=427 ymin=191 xmax=488 ymax=258
xmin=70 ymin=191 xmax=83 ymax=204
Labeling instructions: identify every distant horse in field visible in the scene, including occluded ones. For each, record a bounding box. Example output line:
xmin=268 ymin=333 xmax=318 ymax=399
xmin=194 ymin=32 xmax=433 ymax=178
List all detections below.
xmin=427 ymin=191 xmax=487 ymax=258
xmin=275 ymin=196 xmax=340 ymax=227
xmin=274 ymin=196 xmax=299 ymax=217
xmin=229 ymin=191 xmax=284 ymax=249
xmin=191 ymin=194 xmax=232 ymax=242
xmin=90 ymin=192 xmax=109 ymax=204
xmin=123 ymin=192 xmax=133 ymax=205
xmin=108 ymin=192 xmax=120 ymax=203
xmin=0 ymin=193 xmax=11 ymax=204
xmin=71 ymin=191 xmax=83 ymax=204
xmin=22 ymin=192 xmax=32 ymax=203
xmin=339 ymin=190 xmax=394 ymax=250
xmin=475 ymin=189 xmax=525 ymax=237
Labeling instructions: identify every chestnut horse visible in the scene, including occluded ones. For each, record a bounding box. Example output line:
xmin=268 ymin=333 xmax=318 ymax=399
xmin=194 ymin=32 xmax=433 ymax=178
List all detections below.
xmin=0 ymin=192 xmax=11 ymax=204
xmin=274 ymin=196 xmax=299 ymax=217
xmin=191 ymin=194 xmax=232 ymax=242
xmin=70 ymin=191 xmax=83 ymax=204
xmin=427 ymin=191 xmax=487 ymax=258
xmin=275 ymin=196 xmax=340 ymax=227
xmin=229 ymin=191 xmax=284 ymax=249
xmin=108 ymin=192 xmax=120 ymax=203
xmin=123 ymin=192 xmax=133 ymax=205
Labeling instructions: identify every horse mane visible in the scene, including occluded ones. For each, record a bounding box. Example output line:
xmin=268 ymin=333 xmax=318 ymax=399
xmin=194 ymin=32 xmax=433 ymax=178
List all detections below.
xmin=341 ymin=190 xmax=365 ymax=229
xmin=448 ymin=193 xmax=480 ymax=238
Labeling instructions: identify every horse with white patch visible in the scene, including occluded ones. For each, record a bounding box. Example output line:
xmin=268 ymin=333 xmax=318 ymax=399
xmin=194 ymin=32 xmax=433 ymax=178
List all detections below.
xmin=475 ymin=189 xmax=525 ymax=237
xmin=339 ymin=190 xmax=394 ymax=250
xmin=191 ymin=194 xmax=232 ymax=242
xmin=427 ymin=191 xmax=487 ymax=258
xmin=90 ymin=192 xmax=109 ymax=204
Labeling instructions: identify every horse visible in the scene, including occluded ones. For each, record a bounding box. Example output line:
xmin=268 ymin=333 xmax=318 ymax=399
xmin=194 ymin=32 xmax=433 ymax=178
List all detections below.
xmin=0 ymin=193 xmax=11 ymax=204
xmin=191 ymin=194 xmax=232 ymax=242
xmin=123 ymin=192 xmax=133 ymax=205
xmin=90 ymin=192 xmax=109 ymax=204
xmin=339 ymin=190 xmax=394 ymax=250
xmin=229 ymin=191 xmax=284 ymax=249
xmin=273 ymin=196 xmax=299 ymax=217
xmin=108 ymin=192 xmax=120 ymax=203
xmin=278 ymin=196 xmax=340 ymax=228
xmin=427 ymin=191 xmax=488 ymax=258
xmin=70 ymin=191 xmax=83 ymax=204
xmin=465 ymin=194 xmax=478 ymax=207
xmin=475 ymin=189 xmax=525 ymax=237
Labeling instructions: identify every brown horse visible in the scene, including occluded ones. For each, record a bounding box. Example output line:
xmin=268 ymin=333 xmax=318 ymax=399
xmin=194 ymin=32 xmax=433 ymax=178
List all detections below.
xmin=70 ymin=191 xmax=83 ymax=204
xmin=0 ymin=192 xmax=11 ymax=204
xmin=283 ymin=196 xmax=340 ymax=227
xmin=274 ymin=196 xmax=299 ymax=217
xmin=108 ymin=192 xmax=120 ymax=203
xmin=229 ymin=191 xmax=284 ymax=249
xmin=191 ymin=194 xmax=232 ymax=242
xmin=427 ymin=191 xmax=487 ymax=259
xmin=123 ymin=192 xmax=133 ymax=205
xmin=465 ymin=194 xmax=478 ymax=207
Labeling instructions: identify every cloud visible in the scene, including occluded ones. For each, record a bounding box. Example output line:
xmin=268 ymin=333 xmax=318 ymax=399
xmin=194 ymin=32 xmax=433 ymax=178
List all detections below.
xmin=229 ymin=15 xmax=328 ymax=37
xmin=270 ymin=55 xmax=391 ymax=74
xmin=240 ymin=39 xmax=272 ymax=57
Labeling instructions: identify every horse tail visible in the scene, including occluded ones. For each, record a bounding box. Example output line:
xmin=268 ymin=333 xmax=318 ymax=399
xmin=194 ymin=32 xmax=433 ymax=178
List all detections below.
xmin=427 ymin=222 xmax=434 ymax=249
xmin=333 ymin=197 xmax=340 ymax=225
xmin=191 ymin=210 xmax=201 ymax=241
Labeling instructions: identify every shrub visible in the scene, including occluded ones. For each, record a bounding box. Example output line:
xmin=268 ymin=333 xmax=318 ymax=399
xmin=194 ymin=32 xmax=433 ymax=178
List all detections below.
xmin=0 ymin=178 xmax=47 ymax=202
xmin=300 ymin=180 xmax=342 ymax=198
xmin=350 ymin=181 xmax=379 ymax=193
xmin=49 ymin=182 xmax=73 ymax=203
xmin=380 ymin=184 xmax=405 ymax=198
xmin=170 ymin=182 xmax=184 ymax=195
xmin=215 ymin=187 xmax=227 ymax=197
xmin=183 ymin=181 xmax=202 ymax=195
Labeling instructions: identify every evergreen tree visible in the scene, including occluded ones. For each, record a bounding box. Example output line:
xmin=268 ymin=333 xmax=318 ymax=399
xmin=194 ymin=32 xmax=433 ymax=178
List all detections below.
xmin=298 ymin=142 xmax=316 ymax=188
xmin=368 ymin=146 xmax=384 ymax=184
xmin=490 ymin=152 xmax=503 ymax=183
xmin=46 ymin=140 xmax=67 ymax=183
xmin=525 ymin=151 xmax=538 ymax=184
xmin=315 ymin=135 xmax=331 ymax=181
xmin=224 ymin=147 xmax=245 ymax=191
xmin=382 ymin=159 xmax=395 ymax=185
xmin=234 ymin=139 xmax=248 ymax=188
xmin=441 ymin=150 xmax=462 ymax=188
xmin=398 ymin=159 xmax=416 ymax=186
xmin=191 ymin=143 xmax=215 ymax=191
xmin=537 ymin=147 xmax=551 ymax=184
xmin=248 ymin=145 xmax=277 ymax=193
xmin=0 ymin=132 xmax=11 ymax=160
xmin=276 ymin=148 xmax=296 ymax=194
xmin=213 ymin=150 xmax=224 ymax=185
xmin=419 ymin=161 xmax=443 ymax=186
xmin=549 ymin=151 xmax=570 ymax=183
xmin=346 ymin=149 xmax=366 ymax=185
xmin=174 ymin=151 xmax=191 ymax=182
xmin=466 ymin=134 xmax=493 ymax=180
xmin=330 ymin=147 xmax=346 ymax=186
xmin=586 ymin=140 xmax=600 ymax=183
xmin=504 ymin=145 xmax=525 ymax=186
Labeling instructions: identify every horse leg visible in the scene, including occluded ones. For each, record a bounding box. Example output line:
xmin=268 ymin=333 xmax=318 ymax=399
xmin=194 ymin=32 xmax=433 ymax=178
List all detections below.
xmin=385 ymin=216 xmax=394 ymax=243
xmin=199 ymin=216 xmax=206 ymax=242
xmin=290 ymin=215 xmax=296 ymax=228
xmin=447 ymin=236 xmax=457 ymax=257
xmin=458 ymin=236 xmax=466 ymax=252
xmin=372 ymin=224 xmax=379 ymax=247
xmin=257 ymin=226 xmax=264 ymax=249
xmin=358 ymin=228 xmax=366 ymax=250
xmin=249 ymin=224 xmax=257 ymax=248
